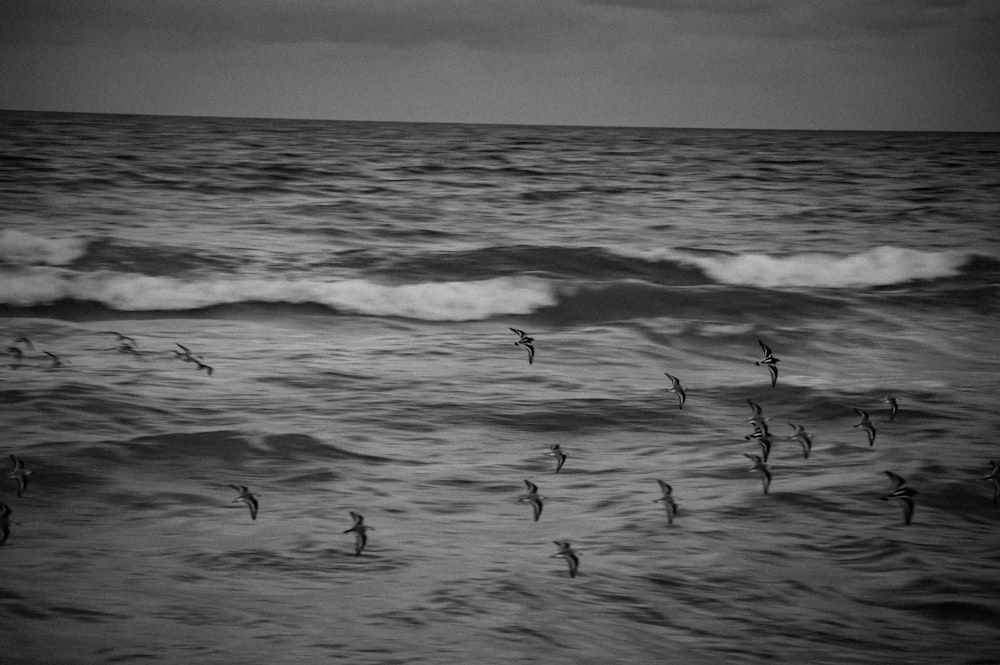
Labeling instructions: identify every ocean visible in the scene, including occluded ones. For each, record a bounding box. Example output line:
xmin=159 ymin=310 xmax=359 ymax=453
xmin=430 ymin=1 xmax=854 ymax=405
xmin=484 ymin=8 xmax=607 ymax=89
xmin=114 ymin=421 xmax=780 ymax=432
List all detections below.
xmin=1 ymin=110 xmax=999 ymax=664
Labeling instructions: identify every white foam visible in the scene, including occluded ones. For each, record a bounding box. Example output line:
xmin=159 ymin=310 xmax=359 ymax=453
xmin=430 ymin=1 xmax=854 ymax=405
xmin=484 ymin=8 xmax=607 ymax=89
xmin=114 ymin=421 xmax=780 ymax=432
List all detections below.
xmin=0 ymin=268 xmax=558 ymax=321
xmin=629 ymin=245 xmax=968 ymax=288
xmin=0 ymin=229 xmax=88 ymax=266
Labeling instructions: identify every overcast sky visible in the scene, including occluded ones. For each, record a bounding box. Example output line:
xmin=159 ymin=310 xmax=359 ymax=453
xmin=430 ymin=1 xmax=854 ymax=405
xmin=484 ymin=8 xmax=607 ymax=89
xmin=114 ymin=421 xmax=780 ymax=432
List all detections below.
xmin=2 ymin=0 xmax=998 ymax=130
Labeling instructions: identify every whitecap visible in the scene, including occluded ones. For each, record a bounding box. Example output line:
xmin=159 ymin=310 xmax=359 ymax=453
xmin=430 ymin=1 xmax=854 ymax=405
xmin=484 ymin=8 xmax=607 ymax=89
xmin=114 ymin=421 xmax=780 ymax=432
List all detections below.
xmin=0 ymin=229 xmax=88 ymax=266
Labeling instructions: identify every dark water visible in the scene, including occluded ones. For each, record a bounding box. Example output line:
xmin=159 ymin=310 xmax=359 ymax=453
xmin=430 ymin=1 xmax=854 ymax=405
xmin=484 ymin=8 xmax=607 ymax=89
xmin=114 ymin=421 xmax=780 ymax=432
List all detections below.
xmin=1 ymin=111 xmax=999 ymax=663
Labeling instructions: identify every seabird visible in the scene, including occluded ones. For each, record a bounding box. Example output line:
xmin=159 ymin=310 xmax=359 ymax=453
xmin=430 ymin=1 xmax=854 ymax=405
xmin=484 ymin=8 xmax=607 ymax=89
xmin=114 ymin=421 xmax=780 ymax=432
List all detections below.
xmin=518 ymin=479 xmax=544 ymax=521
xmin=745 ymin=399 xmax=768 ymax=430
xmin=0 ymin=503 xmax=15 ymax=547
xmin=654 ymin=480 xmax=678 ymax=524
xmin=744 ymin=424 xmax=773 ymax=462
xmin=174 ymin=343 xmax=203 ymax=363
xmin=6 ymin=455 xmax=31 ymax=498
xmin=983 ymin=461 xmax=1000 ymax=504
xmin=852 ymin=408 xmax=877 ymax=446
xmin=344 ymin=511 xmax=374 ymax=556
xmin=744 ymin=453 xmax=772 ymax=495
xmin=882 ymin=471 xmax=917 ymax=525
xmin=510 ymin=328 xmax=535 ymax=365
xmin=546 ymin=444 xmax=567 ymax=473
xmin=664 ymin=372 xmax=686 ymax=410
xmin=13 ymin=336 xmax=34 ymax=350
xmin=43 ymin=351 xmax=63 ymax=368
xmin=550 ymin=541 xmax=579 ymax=578
xmin=229 ymin=485 xmax=258 ymax=520
xmin=109 ymin=332 xmax=137 ymax=347
xmin=787 ymin=423 xmax=813 ymax=459
xmin=755 ymin=339 xmax=779 ymax=388
xmin=883 ymin=395 xmax=899 ymax=422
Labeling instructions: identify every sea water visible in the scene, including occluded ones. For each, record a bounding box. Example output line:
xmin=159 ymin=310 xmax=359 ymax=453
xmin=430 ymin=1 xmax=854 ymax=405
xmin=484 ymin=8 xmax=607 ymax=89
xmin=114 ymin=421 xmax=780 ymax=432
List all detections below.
xmin=1 ymin=111 xmax=999 ymax=664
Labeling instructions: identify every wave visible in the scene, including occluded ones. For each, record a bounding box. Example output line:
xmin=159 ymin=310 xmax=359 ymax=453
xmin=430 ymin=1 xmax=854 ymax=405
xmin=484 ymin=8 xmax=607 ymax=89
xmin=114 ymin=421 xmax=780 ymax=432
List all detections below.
xmin=374 ymin=244 xmax=987 ymax=290
xmin=625 ymin=245 xmax=976 ymax=289
xmin=0 ymin=229 xmax=88 ymax=266
xmin=1 ymin=239 xmax=993 ymax=322
xmin=0 ymin=268 xmax=557 ymax=321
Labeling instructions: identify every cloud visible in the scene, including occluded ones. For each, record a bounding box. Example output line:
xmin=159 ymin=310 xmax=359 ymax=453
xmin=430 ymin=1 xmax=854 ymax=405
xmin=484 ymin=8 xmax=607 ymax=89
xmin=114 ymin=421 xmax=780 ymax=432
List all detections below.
xmin=0 ymin=0 xmax=598 ymax=52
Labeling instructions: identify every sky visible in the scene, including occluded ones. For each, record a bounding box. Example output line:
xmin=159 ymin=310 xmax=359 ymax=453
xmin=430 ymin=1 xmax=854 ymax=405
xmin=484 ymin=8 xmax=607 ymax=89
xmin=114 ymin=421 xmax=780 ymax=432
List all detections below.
xmin=1 ymin=0 xmax=998 ymax=131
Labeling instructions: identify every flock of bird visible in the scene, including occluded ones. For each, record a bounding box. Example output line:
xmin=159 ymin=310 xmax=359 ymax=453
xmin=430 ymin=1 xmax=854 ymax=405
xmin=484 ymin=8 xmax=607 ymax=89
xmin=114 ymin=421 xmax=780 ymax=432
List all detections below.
xmin=2 ymin=328 xmax=999 ymax=578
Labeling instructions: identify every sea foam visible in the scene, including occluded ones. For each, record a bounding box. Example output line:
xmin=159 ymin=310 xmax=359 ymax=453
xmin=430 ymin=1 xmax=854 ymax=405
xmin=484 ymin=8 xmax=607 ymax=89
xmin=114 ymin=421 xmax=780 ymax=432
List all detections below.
xmin=636 ymin=246 xmax=970 ymax=288
xmin=0 ymin=229 xmax=88 ymax=266
xmin=0 ymin=268 xmax=557 ymax=321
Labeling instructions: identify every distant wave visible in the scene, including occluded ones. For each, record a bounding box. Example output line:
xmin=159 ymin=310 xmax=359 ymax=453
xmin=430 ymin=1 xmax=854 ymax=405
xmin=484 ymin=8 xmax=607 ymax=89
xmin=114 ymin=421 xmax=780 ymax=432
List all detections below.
xmin=0 ymin=229 xmax=88 ymax=266
xmin=0 ymin=268 xmax=556 ymax=321
xmin=1 ymin=237 xmax=992 ymax=322
xmin=376 ymin=244 xmax=981 ymax=289
xmin=687 ymin=246 xmax=971 ymax=288
xmin=625 ymin=246 xmax=974 ymax=289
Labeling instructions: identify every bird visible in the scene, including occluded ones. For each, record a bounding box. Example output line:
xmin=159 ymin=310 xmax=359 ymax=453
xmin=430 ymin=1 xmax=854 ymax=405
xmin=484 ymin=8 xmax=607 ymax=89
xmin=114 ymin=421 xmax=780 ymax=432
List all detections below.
xmin=883 ymin=395 xmax=899 ymax=422
xmin=787 ymin=423 xmax=813 ymax=459
xmin=108 ymin=331 xmax=137 ymax=347
xmin=546 ymin=444 xmax=567 ymax=473
xmin=229 ymin=485 xmax=258 ymax=520
xmin=983 ymin=461 xmax=1000 ymax=504
xmin=852 ymin=408 xmax=877 ymax=446
xmin=6 ymin=455 xmax=31 ymax=497
xmin=654 ymin=480 xmax=678 ymax=524
xmin=744 ymin=453 xmax=771 ymax=494
xmin=344 ymin=511 xmax=374 ymax=556
xmin=174 ymin=343 xmax=203 ymax=363
xmin=755 ymin=339 xmax=779 ymax=387
xmin=744 ymin=424 xmax=773 ymax=462
xmin=0 ymin=502 xmax=16 ymax=547
xmin=550 ymin=541 xmax=580 ymax=578
xmin=745 ymin=399 xmax=768 ymax=430
xmin=882 ymin=471 xmax=917 ymax=525
xmin=13 ymin=336 xmax=34 ymax=350
xmin=110 ymin=342 xmax=144 ymax=358
xmin=664 ymin=372 xmax=686 ymax=410
xmin=518 ymin=479 xmax=544 ymax=521
xmin=43 ymin=351 xmax=64 ymax=368
xmin=510 ymin=328 xmax=535 ymax=365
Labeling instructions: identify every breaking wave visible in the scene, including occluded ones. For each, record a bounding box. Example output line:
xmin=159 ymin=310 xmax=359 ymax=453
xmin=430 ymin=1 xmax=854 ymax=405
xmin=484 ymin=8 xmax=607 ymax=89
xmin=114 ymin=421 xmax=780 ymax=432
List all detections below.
xmin=0 ymin=268 xmax=557 ymax=321
xmin=673 ymin=246 xmax=972 ymax=288
xmin=0 ymin=229 xmax=88 ymax=266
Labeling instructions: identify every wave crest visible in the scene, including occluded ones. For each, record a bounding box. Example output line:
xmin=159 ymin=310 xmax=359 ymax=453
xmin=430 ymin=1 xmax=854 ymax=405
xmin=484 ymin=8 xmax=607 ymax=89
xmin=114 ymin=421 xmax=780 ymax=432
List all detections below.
xmin=0 ymin=268 xmax=556 ymax=321
xmin=0 ymin=229 xmax=88 ymax=266
xmin=633 ymin=246 xmax=970 ymax=288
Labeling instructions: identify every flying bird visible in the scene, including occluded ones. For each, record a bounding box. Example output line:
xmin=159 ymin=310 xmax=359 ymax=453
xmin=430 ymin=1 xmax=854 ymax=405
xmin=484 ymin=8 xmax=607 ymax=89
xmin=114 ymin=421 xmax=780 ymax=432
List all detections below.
xmin=229 ymin=485 xmax=258 ymax=520
xmin=883 ymin=395 xmax=900 ymax=422
xmin=744 ymin=453 xmax=772 ymax=495
xmin=546 ymin=444 xmax=568 ymax=473
xmin=882 ymin=471 xmax=917 ymax=525
xmin=551 ymin=540 xmax=580 ymax=578
xmin=664 ymin=372 xmax=686 ymax=409
xmin=344 ymin=511 xmax=374 ymax=556
xmin=0 ymin=503 xmax=17 ymax=547
xmin=852 ymin=408 xmax=877 ymax=446
xmin=654 ymin=480 xmax=678 ymax=524
xmin=755 ymin=339 xmax=779 ymax=387
xmin=6 ymin=455 xmax=32 ymax=497
xmin=745 ymin=399 xmax=768 ymax=430
xmin=787 ymin=423 xmax=813 ymax=459
xmin=510 ymin=328 xmax=535 ymax=365
xmin=518 ymin=479 xmax=544 ymax=521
